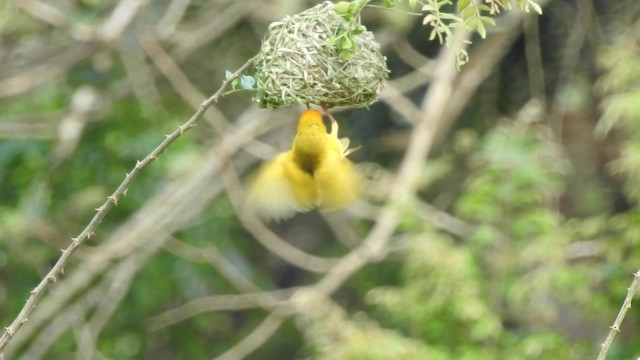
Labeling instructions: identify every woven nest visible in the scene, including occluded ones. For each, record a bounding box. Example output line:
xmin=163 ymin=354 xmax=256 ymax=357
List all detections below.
xmin=253 ymin=1 xmax=389 ymax=109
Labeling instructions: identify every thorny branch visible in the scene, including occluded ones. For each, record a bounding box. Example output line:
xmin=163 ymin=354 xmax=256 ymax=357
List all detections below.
xmin=596 ymin=270 xmax=640 ymax=360
xmin=0 ymin=56 xmax=257 ymax=354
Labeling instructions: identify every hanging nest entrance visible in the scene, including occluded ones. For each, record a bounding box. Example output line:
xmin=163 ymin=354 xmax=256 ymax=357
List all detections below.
xmin=253 ymin=1 xmax=389 ymax=109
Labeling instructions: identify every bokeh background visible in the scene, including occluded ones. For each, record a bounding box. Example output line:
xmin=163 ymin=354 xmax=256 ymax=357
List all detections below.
xmin=1 ymin=0 xmax=640 ymax=359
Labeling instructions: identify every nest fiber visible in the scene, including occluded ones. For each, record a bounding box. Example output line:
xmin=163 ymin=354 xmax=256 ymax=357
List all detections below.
xmin=253 ymin=1 xmax=389 ymax=108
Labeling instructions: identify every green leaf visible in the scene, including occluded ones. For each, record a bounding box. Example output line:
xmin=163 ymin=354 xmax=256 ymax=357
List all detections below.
xmin=240 ymin=75 xmax=255 ymax=90
xmin=340 ymin=50 xmax=353 ymax=60
xmin=333 ymin=1 xmax=350 ymax=15
xmin=409 ymin=0 xmax=418 ymax=10
xmin=467 ymin=16 xmax=479 ymax=29
xmin=480 ymin=16 xmax=496 ymax=26
xmin=422 ymin=4 xmax=435 ymax=12
xmin=529 ymin=0 xmax=543 ymax=14
xmin=341 ymin=36 xmax=354 ymax=50
xmin=477 ymin=22 xmax=486 ymax=38
xmin=457 ymin=0 xmax=471 ymax=12
xmin=440 ymin=12 xmax=461 ymax=20
xmin=462 ymin=5 xmax=476 ymax=20
xmin=423 ymin=14 xmax=438 ymax=25
xmin=231 ymin=78 xmax=240 ymax=90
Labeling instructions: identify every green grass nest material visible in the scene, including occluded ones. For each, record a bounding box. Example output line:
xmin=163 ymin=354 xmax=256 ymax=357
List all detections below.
xmin=253 ymin=1 xmax=389 ymax=109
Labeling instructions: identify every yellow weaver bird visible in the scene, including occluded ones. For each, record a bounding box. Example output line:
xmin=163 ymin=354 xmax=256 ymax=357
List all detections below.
xmin=246 ymin=109 xmax=360 ymax=221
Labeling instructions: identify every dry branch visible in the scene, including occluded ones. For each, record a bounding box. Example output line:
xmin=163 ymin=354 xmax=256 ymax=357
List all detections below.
xmin=0 ymin=56 xmax=257 ymax=355
xmin=597 ymin=270 xmax=640 ymax=360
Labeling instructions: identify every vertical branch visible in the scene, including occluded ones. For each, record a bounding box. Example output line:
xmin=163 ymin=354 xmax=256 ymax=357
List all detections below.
xmin=523 ymin=13 xmax=546 ymax=107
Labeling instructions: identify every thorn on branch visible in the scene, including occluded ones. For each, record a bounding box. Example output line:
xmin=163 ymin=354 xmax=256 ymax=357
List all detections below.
xmin=47 ymin=275 xmax=57 ymax=283
xmin=107 ymin=195 xmax=118 ymax=205
xmin=123 ymin=188 xmax=129 ymax=196
xmin=20 ymin=319 xmax=28 ymax=325
xmin=135 ymin=160 xmax=143 ymax=169
xmin=610 ymin=325 xmax=621 ymax=332
xmin=3 ymin=327 xmax=13 ymax=337
xmin=71 ymin=237 xmax=80 ymax=246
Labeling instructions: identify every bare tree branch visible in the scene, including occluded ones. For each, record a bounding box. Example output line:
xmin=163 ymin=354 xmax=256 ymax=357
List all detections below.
xmin=0 ymin=56 xmax=257 ymax=355
xmin=2 ymin=105 xmax=284 ymax=359
xmin=96 ymin=0 xmax=149 ymax=42
xmin=0 ymin=44 xmax=95 ymax=98
xmin=162 ymin=238 xmax=279 ymax=306
xmin=597 ymin=270 xmax=640 ymax=360
xmin=212 ymin=313 xmax=285 ymax=360
xmin=16 ymin=282 xmax=109 ymax=360
xmin=17 ymin=0 xmax=68 ymax=27
xmin=172 ymin=0 xmax=253 ymax=59
xmin=145 ymin=290 xmax=295 ymax=332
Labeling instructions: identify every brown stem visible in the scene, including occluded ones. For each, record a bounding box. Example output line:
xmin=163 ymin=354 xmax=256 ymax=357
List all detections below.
xmin=0 ymin=56 xmax=257 ymax=355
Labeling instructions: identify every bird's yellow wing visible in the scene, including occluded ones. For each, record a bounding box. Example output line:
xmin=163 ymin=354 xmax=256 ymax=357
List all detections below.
xmin=314 ymin=137 xmax=361 ymax=211
xmin=246 ymin=152 xmax=317 ymax=221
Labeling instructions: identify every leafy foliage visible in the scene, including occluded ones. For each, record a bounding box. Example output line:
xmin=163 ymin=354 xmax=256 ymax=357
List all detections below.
xmin=331 ymin=0 xmax=543 ymax=68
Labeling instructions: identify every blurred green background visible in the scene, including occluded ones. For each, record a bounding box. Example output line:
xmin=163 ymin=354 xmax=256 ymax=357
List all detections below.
xmin=1 ymin=0 xmax=640 ymax=359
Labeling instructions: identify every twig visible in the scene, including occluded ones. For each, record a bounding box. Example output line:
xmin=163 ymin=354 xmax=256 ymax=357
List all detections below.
xmin=162 ymin=238 xmax=280 ymax=307
xmin=523 ymin=14 xmax=546 ymax=107
xmin=0 ymin=44 xmax=94 ymax=98
xmin=8 ymin=109 xmax=274 ymax=358
xmin=393 ymin=37 xmax=434 ymax=73
xmin=380 ymin=84 xmax=422 ymax=125
xmin=320 ymin=212 xmax=361 ymax=248
xmin=96 ymin=0 xmax=149 ymax=42
xmin=3 ymin=107 xmax=277 ymax=359
xmin=139 ymin=31 xmax=278 ymax=159
xmin=212 ymin=313 xmax=284 ymax=360
xmin=145 ymin=290 xmax=295 ymax=331
xmin=156 ymin=0 xmax=193 ymax=39
xmin=0 ymin=55 xmax=257 ymax=354
xmin=597 ymin=270 xmax=640 ymax=360
xmin=16 ymin=281 xmax=109 ymax=360
xmin=117 ymin=39 xmax=165 ymax=117
xmin=17 ymin=0 xmax=68 ymax=27
xmin=75 ymin=253 xmax=142 ymax=360
xmin=173 ymin=0 xmax=253 ymax=60
xmin=139 ymin=30 xmax=231 ymax=135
